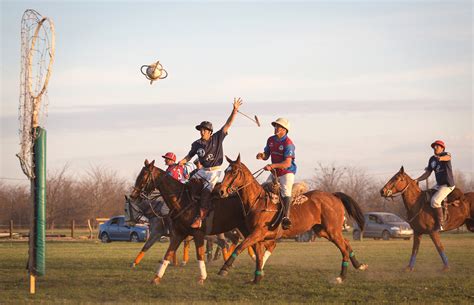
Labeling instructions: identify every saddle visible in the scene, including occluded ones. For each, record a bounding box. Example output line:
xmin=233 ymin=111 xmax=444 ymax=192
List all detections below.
xmin=425 ymin=187 xmax=465 ymax=223
xmin=186 ymin=179 xmax=228 ymax=234
xmin=262 ymin=181 xmax=309 ymax=205
xmin=187 ymin=178 xmax=226 ymax=203
xmin=262 ymin=181 xmax=310 ymax=230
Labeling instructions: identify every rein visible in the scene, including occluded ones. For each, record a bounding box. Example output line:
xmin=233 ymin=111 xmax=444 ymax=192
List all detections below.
xmin=134 ymin=166 xmax=193 ymax=221
xmin=225 ymin=166 xmax=270 ymax=217
xmin=385 ymin=178 xmax=424 ymax=223
xmin=384 ymin=180 xmax=413 ymax=198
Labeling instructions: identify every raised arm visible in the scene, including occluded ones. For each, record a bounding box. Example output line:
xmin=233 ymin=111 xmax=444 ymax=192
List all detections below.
xmin=222 ymin=97 xmax=243 ymax=134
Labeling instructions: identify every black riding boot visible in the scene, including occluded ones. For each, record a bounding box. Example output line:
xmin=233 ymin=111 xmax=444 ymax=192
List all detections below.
xmin=191 ymin=189 xmax=212 ymax=229
xmin=282 ymin=196 xmax=292 ymax=230
xmin=433 ymin=207 xmax=444 ymax=232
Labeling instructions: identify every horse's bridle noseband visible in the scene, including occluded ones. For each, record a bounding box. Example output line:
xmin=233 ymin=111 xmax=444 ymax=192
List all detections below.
xmin=384 ymin=176 xmax=413 ymax=198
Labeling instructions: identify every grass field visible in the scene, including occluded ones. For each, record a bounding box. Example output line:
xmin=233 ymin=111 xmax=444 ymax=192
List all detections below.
xmin=1 ymin=233 xmax=473 ymax=304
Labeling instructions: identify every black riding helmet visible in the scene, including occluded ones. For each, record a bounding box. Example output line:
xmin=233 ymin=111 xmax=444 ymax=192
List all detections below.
xmin=195 ymin=121 xmax=213 ymax=133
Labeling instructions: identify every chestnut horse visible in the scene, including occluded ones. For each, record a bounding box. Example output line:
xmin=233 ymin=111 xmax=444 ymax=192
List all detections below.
xmin=129 ymin=159 xmax=272 ymax=284
xmin=216 ymin=155 xmax=368 ymax=284
xmin=380 ymin=166 xmax=473 ymax=271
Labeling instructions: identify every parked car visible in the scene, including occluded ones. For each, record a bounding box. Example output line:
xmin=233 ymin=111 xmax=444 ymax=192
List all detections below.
xmin=353 ymin=212 xmax=413 ymax=241
xmin=99 ymin=216 xmax=148 ymax=243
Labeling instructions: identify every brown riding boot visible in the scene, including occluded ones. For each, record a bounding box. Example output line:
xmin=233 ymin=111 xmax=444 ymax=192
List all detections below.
xmin=433 ymin=207 xmax=445 ymax=232
xmin=191 ymin=189 xmax=212 ymax=229
xmin=282 ymin=196 xmax=292 ymax=230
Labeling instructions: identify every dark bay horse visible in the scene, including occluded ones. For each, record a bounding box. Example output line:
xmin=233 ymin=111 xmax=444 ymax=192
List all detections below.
xmin=129 ymin=159 xmax=271 ymax=284
xmin=380 ymin=166 xmax=473 ymax=271
xmin=125 ymin=195 xmax=237 ymax=268
xmin=216 ymin=155 xmax=368 ymax=284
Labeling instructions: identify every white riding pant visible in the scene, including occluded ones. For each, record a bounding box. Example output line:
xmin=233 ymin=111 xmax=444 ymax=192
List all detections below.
xmin=194 ymin=167 xmax=221 ymax=191
xmin=431 ymin=184 xmax=455 ymax=208
xmin=267 ymin=173 xmax=295 ymax=198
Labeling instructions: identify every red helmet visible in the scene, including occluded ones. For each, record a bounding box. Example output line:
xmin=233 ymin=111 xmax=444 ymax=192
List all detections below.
xmin=162 ymin=152 xmax=176 ymax=162
xmin=431 ymin=140 xmax=445 ymax=149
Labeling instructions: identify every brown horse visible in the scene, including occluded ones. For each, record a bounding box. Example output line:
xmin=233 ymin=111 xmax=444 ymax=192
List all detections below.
xmin=129 ymin=159 xmax=271 ymax=284
xmin=125 ymin=195 xmax=251 ymax=268
xmin=216 ymin=155 xmax=368 ymax=284
xmin=380 ymin=166 xmax=473 ymax=271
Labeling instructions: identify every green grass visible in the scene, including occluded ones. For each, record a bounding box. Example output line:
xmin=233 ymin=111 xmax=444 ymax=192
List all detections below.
xmin=1 ymin=234 xmax=473 ymax=304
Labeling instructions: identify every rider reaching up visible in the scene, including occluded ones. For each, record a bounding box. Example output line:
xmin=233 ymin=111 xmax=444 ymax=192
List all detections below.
xmin=178 ymin=98 xmax=243 ymax=229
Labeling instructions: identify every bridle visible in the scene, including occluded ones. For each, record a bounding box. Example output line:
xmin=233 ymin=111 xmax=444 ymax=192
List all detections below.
xmin=383 ymin=175 xmax=415 ymax=199
xmin=223 ymin=165 xmax=269 ymax=216
xmin=131 ymin=166 xmax=192 ymax=221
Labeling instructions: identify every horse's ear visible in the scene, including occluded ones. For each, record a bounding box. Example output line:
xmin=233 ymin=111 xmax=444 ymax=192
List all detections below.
xmin=145 ymin=159 xmax=149 ymax=166
xmin=149 ymin=160 xmax=155 ymax=168
xmin=400 ymin=166 xmax=404 ymax=173
xmin=225 ymin=155 xmax=233 ymax=164
xmin=236 ymin=153 xmax=241 ymax=163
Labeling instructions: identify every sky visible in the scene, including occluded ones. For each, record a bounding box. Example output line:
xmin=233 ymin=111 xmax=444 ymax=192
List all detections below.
xmin=1 ymin=0 xmax=473 ymax=187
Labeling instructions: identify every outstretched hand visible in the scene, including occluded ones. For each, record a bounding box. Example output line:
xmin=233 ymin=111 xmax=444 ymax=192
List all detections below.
xmin=233 ymin=97 xmax=243 ymax=111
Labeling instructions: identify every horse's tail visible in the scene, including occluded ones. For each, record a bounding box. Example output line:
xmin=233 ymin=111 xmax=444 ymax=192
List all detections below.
xmin=333 ymin=192 xmax=365 ymax=230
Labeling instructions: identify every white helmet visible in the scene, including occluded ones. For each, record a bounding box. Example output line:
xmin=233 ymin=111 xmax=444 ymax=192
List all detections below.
xmin=271 ymin=118 xmax=290 ymax=132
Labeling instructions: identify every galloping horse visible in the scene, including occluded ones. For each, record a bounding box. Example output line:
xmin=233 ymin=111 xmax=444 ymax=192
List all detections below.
xmin=380 ymin=166 xmax=473 ymax=271
xmin=125 ymin=195 xmax=254 ymax=267
xmin=216 ymin=155 xmax=368 ymax=284
xmin=129 ymin=159 xmax=269 ymax=284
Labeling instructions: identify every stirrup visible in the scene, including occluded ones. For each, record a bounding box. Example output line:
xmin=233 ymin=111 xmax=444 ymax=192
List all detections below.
xmin=282 ymin=217 xmax=292 ymax=230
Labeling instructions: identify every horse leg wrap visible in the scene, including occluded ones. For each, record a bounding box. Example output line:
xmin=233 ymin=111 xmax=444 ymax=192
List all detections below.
xmin=440 ymin=251 xmax=449 ymax=266
xmin=340 ymin=261 xmax=349 ymax=278
xmin=157 ymin=260 xmax=170 ymax=278
xmin=198 ymin=260 xmax=207 ymax=280
xmin=349 ymin=251 xmax=361 ymax=268
xmin=134 ymin=251 xmax=145 ymax=265
xmin=262 ymin=251 xmax=272 ymax=269
xmin=408 ymin=255 xmax=417 ymax=269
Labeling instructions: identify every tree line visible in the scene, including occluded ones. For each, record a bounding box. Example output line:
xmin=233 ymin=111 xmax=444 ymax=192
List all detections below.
xmin=1 ymin=164 xmax=472 ymax=228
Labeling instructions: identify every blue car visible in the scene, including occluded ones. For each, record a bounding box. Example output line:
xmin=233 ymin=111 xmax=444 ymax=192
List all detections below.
xmin=353 ymin=212 xmax=413 ymax=241
xmin=99 ymin=216 xmax=148 ymax=243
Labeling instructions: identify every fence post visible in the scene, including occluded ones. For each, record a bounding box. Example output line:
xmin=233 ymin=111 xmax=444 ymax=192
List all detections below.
xmin=71 ymin=220 xmax=75 ymax=238
xmin=10 ymin=220 xmax=13 ymax=238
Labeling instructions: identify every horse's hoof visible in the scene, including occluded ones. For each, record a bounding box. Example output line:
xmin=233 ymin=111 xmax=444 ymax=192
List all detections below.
xmin=150 ymin=275 xmax=161 ymax=285
xmin=181 ymin=261 xmax=187 ymax=267
xmin=198 ymin=277 xmax=205 ymax=285
xmin=218 ymin=269 xmax=228 ymax=276
xmin=358 ymin=264 xmax=368 ymax=271
xmin=335 ymin=277 xmax=343 ymax=284
xmin=404 ymin=266 xmax=414 ymax=272
xmin=441 ymin=266 xmax=450 ymax=272
xmin=131 ymin=263 xmax=136 ymax=268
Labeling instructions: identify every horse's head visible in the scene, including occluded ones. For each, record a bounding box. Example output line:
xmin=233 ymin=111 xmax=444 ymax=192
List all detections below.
xmin=380 ymin=166 xmax=413 ymax=198
xmin=130 ymin=159 xmax=157 ymax=200
xmin=218 ymin=154 xmax=248 ymax=198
